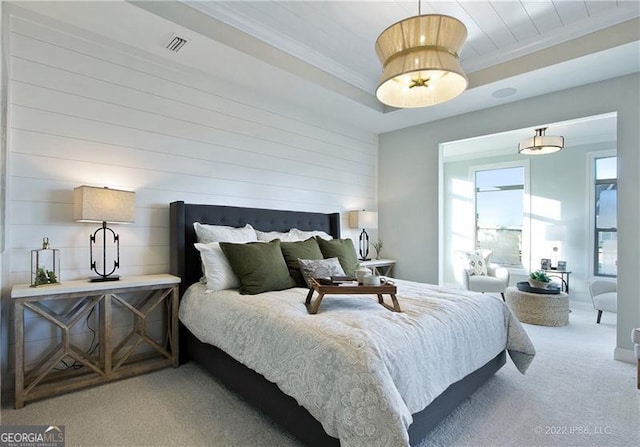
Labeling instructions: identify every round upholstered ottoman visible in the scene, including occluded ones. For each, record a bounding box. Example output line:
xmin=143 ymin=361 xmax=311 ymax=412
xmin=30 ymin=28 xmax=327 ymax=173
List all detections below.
xmin=505 ymin=286 xmax=569 ymax=326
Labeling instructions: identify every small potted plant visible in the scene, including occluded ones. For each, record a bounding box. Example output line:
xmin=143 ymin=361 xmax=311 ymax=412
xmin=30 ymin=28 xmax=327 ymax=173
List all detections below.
xmin=529 ymin=271 xmax=551 ymax=289
xmin=372 ymin=239 xmax=383 ymax=260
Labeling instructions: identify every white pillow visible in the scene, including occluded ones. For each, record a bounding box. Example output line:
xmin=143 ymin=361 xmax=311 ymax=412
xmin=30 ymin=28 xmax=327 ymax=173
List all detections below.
xmin=291 ymin=228 xmax=333 ymax=241
xmin=255 ymin=229 xmax=305 ymax=242
xmin=466 ymin=251 xmax=488 ymax=276
xmin=194 ymin=222 xmax=257 ymax=244
xmin=194 ymin=242 xmax=240 ymax=292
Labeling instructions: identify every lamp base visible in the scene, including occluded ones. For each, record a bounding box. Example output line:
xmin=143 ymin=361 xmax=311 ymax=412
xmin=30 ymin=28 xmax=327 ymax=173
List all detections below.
xmin=89 ymin=275 xmax=120 ymax=282
xmin=359 ymin=258 xmax=371 ymax=261
xmin=358 ymin=229 xmax=370 ymax=262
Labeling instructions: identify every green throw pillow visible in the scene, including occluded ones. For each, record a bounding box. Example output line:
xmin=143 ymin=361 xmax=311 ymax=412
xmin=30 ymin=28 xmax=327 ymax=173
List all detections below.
xmin=316 ymin=237 xmax=359 ymax=277
xmin=280 ymin=238 xmax=324 ymax=287
xmin=220 ymin=239 xmax=295 ymax=295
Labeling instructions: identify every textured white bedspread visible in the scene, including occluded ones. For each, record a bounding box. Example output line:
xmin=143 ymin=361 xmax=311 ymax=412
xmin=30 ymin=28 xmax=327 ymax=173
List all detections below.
xmin=179 ymin=280 xmax=535 ymax=447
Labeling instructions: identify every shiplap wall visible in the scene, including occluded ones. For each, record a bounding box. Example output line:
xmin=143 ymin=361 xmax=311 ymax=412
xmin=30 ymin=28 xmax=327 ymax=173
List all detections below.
xmin=1 ymin=12 xmax=377 ymax=391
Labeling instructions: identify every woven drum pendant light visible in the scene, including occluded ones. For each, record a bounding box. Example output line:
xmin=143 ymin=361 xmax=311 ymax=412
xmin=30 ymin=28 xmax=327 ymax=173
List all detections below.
xmin=375 ymin=11 xmax=468 ymax=108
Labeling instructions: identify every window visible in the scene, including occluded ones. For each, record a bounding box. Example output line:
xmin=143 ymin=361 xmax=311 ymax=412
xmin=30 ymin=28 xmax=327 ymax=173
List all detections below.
xmin=594 ymin=156 xmax=617 ymax=277
xmin=474 ymin=166 xmax=525 ymax=267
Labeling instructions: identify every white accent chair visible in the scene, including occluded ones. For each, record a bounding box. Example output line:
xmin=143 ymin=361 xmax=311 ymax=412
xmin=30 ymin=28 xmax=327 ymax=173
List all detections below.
xmin=456 ymin=250 xmax=510 ymax=300
xmin=587 ymin=280 xmax=617 ymax=324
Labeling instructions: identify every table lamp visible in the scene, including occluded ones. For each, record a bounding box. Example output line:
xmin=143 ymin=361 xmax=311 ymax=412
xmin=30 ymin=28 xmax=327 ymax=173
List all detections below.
xmin=348 ymin=210 xmax=378 ymax=261
xmin=545 ymin=224 xmax=566 ymax=269
xmin=74 ymin=186 xmax=135 ymax=282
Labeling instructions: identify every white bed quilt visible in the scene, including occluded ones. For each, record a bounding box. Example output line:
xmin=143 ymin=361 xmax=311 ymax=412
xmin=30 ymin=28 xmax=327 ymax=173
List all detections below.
xmin=179 ymin=280 xmax=535 ymax=447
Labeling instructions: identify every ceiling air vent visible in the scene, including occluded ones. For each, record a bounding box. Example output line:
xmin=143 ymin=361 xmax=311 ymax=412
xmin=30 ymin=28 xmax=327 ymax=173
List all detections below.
xmin=165 ymin=34 xmax=188 ymax=53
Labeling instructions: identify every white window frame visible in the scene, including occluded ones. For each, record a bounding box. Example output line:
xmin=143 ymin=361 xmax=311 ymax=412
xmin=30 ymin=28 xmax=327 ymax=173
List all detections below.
xmin=587 ymin=149 xmax=617 ymax=279
xmin=469 ymin=160 xmax=530 ymax=275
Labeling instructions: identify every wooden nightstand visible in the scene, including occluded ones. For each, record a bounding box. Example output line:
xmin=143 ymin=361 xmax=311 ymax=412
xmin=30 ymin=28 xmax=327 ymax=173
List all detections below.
xmin=12 ymin=274 xmax=180 ymax=408
xmin=359 ymin=259 xmax=396 ymax=277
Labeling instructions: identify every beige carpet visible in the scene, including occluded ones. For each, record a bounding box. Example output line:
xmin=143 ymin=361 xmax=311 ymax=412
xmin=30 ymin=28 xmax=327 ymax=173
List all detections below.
xmin=1 ymin=301 xmax=637 ymax=447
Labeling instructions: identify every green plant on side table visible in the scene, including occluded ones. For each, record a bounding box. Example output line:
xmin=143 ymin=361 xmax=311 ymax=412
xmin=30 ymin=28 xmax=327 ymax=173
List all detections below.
xmin=34 ymin=267 xmax=58 ymax=286
xmin=529 ymin=271 xmax=551 ymax=289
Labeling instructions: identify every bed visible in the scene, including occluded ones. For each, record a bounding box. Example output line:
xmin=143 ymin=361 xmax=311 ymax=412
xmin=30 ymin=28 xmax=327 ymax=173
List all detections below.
xmin=169 ymin=201 xmax=534 ymax=446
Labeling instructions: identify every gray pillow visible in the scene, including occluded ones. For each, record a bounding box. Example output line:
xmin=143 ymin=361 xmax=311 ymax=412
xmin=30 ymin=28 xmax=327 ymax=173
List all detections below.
xmin=298 ymin=258 xmax=346 ymax=287
xmin=220 ymin=239 xmax=295 ymax=295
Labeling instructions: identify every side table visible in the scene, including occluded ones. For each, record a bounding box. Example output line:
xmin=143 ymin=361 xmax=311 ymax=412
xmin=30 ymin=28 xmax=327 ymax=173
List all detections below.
xmin=359 ymin=259 xmax=396 ymax=277
xmin=12 ymin=274 xmax=180 ymax=408
xmin=505 ymin=286 xmax=569 ymax=327
xmin=541 ymin=269 xmax=572 ymax=293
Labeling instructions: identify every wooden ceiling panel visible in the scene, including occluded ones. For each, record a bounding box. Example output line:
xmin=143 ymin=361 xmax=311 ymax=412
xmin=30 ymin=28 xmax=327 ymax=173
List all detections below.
xmin=460 ymin=1 xmax=518 ymax=49
xmin=486 ymin=2 xmax=539 ymax=42
xmin=552 ymin=1 xmax=590 ymax=25
xmin=584 ymin=1 xmax=616 ymax=16
xmin=430 ymin=1 xmax=496 ymax=55
xmin=520 ymin=1 xmax=564 ymax=35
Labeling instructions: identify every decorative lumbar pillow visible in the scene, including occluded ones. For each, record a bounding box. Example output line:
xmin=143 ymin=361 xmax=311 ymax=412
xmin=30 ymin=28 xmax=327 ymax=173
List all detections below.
xmin=298 ymin=258 xmax=346 ymax=288
xmin=194 ymin=242 xmax=240 ymax=292
xmin=255 ymin=229 xmax=305 ymax=242
xmin=220 ymin=239 xmax=295 ymax=295
xmin=280 ymin=238 xmax=324 ymax=287
xmin=466 ymin=252 xmax=488 ymax=276
xmin=291 ymin=228 xmax=333 ymax=241
xmin=315 ymin=237 xmax=359 ymax=277
xmin=194 ymin=222 xmax=257 ymax=244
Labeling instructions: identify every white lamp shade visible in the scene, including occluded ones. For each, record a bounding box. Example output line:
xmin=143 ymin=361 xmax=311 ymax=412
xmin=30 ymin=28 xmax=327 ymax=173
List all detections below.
xmin=74 ymin=185 xmax=135 ymax=223
xmin=348 ymin=210 xmax=378 ymax=229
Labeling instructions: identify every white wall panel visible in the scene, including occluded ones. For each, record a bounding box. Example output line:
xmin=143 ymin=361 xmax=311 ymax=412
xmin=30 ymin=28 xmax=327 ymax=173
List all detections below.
xmin=10 ymin=110 xmax=374 ymax=189
xmin=10 ymin=19 xmax=375 ymax=148
xmin=11 ymin=129 xmax=374 ymax=195
xmin=2 ymin=12 xmax=377 ymax=391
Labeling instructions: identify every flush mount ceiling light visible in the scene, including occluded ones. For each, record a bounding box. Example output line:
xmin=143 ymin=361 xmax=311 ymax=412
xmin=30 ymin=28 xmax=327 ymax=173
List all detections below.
xmin=375 ymin=4 xmax=468 ymax=108
xmin=518 ymin=127 xmax=565 ymax=155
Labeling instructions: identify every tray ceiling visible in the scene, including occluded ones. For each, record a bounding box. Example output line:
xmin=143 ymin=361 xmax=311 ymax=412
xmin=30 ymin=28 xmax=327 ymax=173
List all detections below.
xmin=9 ymin=1 xmax=640 ymax=133
xmin=185 ymin=1 xmax=640 ymax=94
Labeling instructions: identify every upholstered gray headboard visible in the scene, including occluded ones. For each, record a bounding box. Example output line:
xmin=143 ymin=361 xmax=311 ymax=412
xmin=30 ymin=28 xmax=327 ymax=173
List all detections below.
xmin=169 ymin=201 xmax=341 ymax=296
